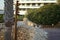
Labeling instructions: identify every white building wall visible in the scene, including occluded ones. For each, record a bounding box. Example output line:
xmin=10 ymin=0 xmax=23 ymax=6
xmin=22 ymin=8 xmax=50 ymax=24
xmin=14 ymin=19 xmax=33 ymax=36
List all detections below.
xmin=14 ymin=0 xmax=57 ymax=15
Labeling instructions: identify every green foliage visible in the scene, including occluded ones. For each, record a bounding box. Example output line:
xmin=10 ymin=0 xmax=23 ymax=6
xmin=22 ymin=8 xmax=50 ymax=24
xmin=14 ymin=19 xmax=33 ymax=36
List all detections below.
xmin=26 ymin=4 xmax=60 ymax=25
xmin=0 ymin=14 xmax=4 ymax=23
xmin=17 ymin=15 xmax=24 ymax=21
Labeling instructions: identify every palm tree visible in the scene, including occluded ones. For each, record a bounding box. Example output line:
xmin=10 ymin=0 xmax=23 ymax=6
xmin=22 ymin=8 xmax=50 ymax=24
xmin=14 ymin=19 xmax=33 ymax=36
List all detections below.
xmin=4 ymin=0 xmax=14 ymax=40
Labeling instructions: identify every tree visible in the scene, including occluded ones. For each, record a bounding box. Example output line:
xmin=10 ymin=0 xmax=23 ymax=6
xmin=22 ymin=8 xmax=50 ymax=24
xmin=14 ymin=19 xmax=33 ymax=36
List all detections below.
xmin=26 ymin=4 xmax=60 ymax=26
xmin=4 ymin=0 xmax=14 ymax=40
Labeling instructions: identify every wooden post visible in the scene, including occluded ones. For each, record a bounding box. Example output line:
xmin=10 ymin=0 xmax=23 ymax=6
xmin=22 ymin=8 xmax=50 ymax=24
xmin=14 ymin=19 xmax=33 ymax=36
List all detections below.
xmin=15 ymin=0 xmax=19 ymax=40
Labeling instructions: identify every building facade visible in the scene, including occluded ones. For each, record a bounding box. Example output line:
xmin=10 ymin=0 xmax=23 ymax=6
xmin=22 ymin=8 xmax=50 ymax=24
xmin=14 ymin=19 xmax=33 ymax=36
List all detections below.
xmin=14 ymin=0 xmax=57 ymax=15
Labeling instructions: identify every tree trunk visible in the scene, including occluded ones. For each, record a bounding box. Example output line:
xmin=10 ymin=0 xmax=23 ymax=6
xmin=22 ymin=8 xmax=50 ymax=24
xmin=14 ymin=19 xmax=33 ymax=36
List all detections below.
xmin=4 ymin=0 xmax=13 ymax=40
xmin=4 ymin=27 xmax=12 ymax=40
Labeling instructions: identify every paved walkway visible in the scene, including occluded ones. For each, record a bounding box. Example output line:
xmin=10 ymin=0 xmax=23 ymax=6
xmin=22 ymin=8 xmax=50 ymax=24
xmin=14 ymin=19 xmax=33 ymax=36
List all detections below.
xmin=44 ymin=28 xmax=60 ymax=40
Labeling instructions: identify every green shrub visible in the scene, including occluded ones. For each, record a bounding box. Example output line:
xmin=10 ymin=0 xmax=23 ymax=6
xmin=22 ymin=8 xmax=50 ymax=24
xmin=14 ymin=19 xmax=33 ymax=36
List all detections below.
xmin=27 ymin=4 xmax=60 ymax=25
xmin=0 ymin=14 xmax=4 ymax=23
xmin=17 ymin=15 xmax=24 ymax=21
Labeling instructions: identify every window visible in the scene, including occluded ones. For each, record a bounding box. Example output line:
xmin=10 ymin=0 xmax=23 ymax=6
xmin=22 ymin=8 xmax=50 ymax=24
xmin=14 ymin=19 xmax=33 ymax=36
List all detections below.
xmin=22 ymin=3 xmax=25 ymax=6
xmin=38 ymin=3 xmax=40 ymax=6
xmin=27 ymin=3 xmax=30 ymax=6
xmin=32 ymin=3 xmax=36 ymax=6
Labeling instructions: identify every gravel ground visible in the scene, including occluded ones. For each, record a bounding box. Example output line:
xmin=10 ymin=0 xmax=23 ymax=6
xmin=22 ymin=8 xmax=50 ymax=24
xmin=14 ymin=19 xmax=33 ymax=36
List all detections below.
xmin=0 ymin=27 xmax=47 ymax=40
xmin=0 ymin=21 xmax=47 ymax=40
xmin=0 ymin=29 xmax=4 ymax=40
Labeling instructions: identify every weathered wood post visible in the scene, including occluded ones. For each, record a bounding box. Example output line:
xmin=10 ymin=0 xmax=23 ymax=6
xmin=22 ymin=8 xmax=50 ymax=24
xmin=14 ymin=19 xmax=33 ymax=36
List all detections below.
xmin=15 ymin=0 xmax=20 ymax=40
xmin=4 ymin=0 xmax=14 ymax=40
xmin=15 ymin=1 xmax=18 ymax=40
